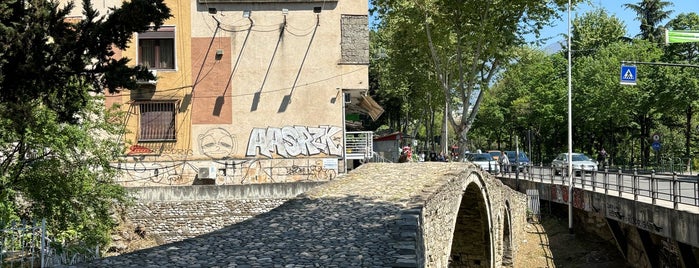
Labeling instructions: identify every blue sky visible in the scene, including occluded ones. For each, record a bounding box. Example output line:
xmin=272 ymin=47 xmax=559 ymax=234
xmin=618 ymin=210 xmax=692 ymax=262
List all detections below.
xmin=535 ymin=0 xmax=699 ymax=49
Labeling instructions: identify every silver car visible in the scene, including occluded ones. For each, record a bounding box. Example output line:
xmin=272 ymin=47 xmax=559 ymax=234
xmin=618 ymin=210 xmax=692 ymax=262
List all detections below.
xmin=464 ymin=153 xmax=500 ymax=174
xmin=551 ymin=153 xmax=598 ymax=175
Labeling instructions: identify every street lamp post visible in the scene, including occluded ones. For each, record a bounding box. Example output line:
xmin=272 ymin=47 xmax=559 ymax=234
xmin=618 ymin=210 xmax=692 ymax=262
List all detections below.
xmin=443 ymin=54 xmax=458 ymax=159
xmin=444 ymin=99 xmax=448 ymax=157
xmin=567 ymin=0 xmax=574 ymax=234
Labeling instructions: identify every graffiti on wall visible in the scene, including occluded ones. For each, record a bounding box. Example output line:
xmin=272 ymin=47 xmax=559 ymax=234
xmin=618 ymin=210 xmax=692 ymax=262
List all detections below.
xmin=549 ymin=186 xmax=585 ymax=209
xmin=284 ymin=159 xmax=338 ymax=180
xmin=606 ymin=204 xmax=663 ymax=232
xmin=223 ymin=158 xmax=338 ymax=183
xmin=198 ymin=127 xmax=237 ymax=158
xmin=246 ymin=126 xmax=343 ymax=158
xmin=117 ymin=155 xmax=185 ymax=186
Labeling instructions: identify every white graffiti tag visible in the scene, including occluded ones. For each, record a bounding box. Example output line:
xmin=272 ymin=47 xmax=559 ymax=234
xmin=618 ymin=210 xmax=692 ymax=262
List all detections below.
xmin=246 ymin=126 xmax=343 ymax=158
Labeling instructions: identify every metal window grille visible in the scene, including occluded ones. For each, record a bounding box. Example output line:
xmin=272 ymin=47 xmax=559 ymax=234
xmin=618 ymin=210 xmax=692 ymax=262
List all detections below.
xmin=139 ymin=102 xmax=176 ymax=142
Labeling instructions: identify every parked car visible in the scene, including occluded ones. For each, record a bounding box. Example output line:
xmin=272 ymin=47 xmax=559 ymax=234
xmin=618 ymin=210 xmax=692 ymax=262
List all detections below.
xmin=464 ymin=153 xmax=500 ymax=174
xmin=505 ymin=150 xmax=530 ymax=171
xmin=551 ymin=153 xmax=598 ymax=175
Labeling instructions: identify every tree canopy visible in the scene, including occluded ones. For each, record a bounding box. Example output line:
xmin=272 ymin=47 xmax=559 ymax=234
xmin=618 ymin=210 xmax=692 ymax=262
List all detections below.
xmin=0 ymin=0 xmax=171 ymax=251
xmin=371 ymin=0 xmax=699 ymax=168
xmin=370 ymin=0 xmax=579 ymax=154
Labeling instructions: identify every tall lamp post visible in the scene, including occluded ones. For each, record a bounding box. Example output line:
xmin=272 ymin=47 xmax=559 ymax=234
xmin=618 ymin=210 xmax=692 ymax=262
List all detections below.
xmin=444 ymin=99 xmax=448 ymax=157
xmin=567 ymin=0 xmax=574 ymax=234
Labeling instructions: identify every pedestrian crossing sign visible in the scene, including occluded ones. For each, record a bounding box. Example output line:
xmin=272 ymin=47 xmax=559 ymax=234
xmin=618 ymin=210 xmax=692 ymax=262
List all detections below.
xmin=620 ymin=65 xmax=637 ymax=85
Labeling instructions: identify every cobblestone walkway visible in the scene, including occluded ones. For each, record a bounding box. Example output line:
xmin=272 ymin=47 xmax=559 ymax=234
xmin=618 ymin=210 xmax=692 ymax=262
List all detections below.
xmin=77 ymin=162 xmax=469 ymax=267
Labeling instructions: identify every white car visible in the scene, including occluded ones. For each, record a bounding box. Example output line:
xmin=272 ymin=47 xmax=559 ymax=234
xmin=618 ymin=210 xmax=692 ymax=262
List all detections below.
xmin=464 ymin=153 xmax=500 ymax=174
xmin=551 ymin=153 xmax=598 ymax=175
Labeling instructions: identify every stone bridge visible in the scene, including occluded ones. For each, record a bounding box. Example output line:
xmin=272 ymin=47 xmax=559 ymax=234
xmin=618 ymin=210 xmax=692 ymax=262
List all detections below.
xmin=80 ymin=162 xmax=527 ymax=267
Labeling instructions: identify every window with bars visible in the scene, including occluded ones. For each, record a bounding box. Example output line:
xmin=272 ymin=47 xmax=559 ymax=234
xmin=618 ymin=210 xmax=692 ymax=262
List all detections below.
xmin=138 ymin=26 xmax=175 ymax=70
xmin=138 ymin=102 xmax=176 ymax=142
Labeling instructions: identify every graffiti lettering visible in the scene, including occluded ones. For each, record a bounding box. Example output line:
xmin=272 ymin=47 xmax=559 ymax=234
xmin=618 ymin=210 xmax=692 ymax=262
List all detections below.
xmin=285 ymin=163 xmax=337 ymax=180
xmin=246 ymin=126 xmax=343 ymax=158
xmin=606 ymin=204 xmax=663 ymax=232
xmin=161 ymin=148 xmax=194 ymax=156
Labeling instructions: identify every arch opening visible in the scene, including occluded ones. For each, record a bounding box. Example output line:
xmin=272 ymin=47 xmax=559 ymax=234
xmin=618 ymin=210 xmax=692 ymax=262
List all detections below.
xmin=449 ymin=182 xmax=491 ymax=267
xmin=502 ymin=203 xmax=513 ymax=266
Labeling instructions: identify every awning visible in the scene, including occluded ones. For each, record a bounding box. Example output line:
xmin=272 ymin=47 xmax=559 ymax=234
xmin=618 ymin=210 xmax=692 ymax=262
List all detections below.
xmin=357 ymin=95 xmax=384 ymax=121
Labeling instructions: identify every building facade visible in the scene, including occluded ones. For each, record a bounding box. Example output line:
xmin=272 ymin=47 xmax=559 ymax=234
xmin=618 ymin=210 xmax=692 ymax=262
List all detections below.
xmin=67 ymin=0 xmax=370 ymax=186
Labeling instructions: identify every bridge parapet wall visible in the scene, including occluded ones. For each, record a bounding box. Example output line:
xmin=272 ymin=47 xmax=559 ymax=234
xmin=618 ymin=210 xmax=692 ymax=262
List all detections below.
xmin=504 ymin=179 xmax=699 ymax=248
xmin=124 ymin=182 xmax=323 ymax=243
xmin=501 ymin=178 xmax=699 ymax=267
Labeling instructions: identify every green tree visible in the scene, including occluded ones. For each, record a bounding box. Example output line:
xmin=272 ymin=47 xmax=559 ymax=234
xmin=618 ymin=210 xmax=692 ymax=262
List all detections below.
xmin=0 ymin=0 xmax=171 ymax=250
xmin=571 ymin=8 xmax=626 ymax=57
xmin=480 ymin=47 xmax=567 ymax=163
xmin=371 ymin=0 xmax=578 ymax=154
xmin=624 ymin=0 xmax=674 ymax=43
xmin=369 ymin=2 xmax=445 ymax=149
xmin=660 ymin=13 xmax=699 ymax=164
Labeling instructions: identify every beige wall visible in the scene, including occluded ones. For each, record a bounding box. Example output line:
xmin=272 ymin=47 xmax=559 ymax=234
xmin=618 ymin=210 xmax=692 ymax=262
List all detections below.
xmin=184 ymin=0 xmax=368 ymax=162
xmin=62 ymin=0 xmax=368 ymax=185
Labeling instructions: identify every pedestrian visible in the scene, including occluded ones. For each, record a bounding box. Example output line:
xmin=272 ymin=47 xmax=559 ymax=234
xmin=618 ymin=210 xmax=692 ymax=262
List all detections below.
xmin=436 ymin=152 xmax=446 ymax=162
xmin=597 ymin=148 xmax=607 ymax=169
xmin=499 ymin=151 xmax=510 ymax=173
xmin=399 ymin=146 xmax=412 ymax=163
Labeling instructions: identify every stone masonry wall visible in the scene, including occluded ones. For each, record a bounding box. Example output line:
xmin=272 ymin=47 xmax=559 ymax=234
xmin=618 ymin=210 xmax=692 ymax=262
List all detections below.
xmin=341 ymin=15 xmax=369 ymax=64
xmin=123 ymin=183 xmax=323 ymax=243
xmin=127 ymin=199 xmax=289 ymax=243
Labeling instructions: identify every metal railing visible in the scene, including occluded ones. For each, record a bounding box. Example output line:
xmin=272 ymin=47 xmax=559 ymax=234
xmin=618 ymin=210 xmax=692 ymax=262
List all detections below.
xmin=364 ymin=151 xmax=392 ymax=163
xmin=497 ymin=164 xmax=699 ymax=210
xmin=345 ymin=131 xmax=373 ymax=160
xmin=0 ymin=219 xmax=99 ymax=267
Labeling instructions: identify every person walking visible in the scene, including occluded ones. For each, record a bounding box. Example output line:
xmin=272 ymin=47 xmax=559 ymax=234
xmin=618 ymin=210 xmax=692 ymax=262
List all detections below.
xmin=499 ymin=151 xmax=510 ymax=173
xmin=597 ymin=148 xmax=607 ymax=170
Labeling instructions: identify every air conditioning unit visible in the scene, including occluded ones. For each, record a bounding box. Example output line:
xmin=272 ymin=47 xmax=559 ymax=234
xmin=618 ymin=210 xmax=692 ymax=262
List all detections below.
xmin=198 ymin=166 xmax=217 ymax=179
xmin=137 ymin=70 xmax=157 ymax=85
xmin=344 ymin=92 xmax=352 ymax=104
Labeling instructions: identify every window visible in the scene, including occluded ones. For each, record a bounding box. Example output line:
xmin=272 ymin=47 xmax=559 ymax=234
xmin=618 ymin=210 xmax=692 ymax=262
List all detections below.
xmin=138 ymin=26 xmax=175 ymax=70
xmin=139 ymin=102 xmax=176 ymax=141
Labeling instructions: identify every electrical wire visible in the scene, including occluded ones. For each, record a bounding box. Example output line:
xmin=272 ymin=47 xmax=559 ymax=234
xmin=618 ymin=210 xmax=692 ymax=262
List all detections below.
xmin=110 ymin=5 xmax=365 ymax=183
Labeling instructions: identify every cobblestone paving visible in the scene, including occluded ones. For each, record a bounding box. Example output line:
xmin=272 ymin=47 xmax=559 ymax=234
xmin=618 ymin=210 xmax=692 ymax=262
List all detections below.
xmin=77 ymin=162 xmax=470 ymax=267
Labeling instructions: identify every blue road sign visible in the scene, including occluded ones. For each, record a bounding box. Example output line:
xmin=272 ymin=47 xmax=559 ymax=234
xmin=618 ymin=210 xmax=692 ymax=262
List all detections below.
xmin=652 ymin=141 xmax=661 ymax=151
xmin=620 ymin=65 xmax=637 ymax=85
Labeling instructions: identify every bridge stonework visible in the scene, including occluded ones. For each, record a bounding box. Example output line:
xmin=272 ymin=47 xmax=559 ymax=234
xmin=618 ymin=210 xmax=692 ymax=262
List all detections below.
xmin=89 ymin=162 xmax=527 ymax=267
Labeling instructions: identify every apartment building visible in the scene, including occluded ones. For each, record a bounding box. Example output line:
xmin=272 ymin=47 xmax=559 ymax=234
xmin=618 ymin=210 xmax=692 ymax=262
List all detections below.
xmin=66 ymin=0 xmax=372 ymax=186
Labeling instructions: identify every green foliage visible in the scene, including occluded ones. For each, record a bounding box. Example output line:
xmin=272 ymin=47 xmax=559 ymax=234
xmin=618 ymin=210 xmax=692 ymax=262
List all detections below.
xmin=623 ymin=0 xmax=674 ymax=43
xmin=0 ymin=0 xmax=171 ymax=123
xmin=478 ymin=7 xmax=699 ymax=168
xmin=571 ymin=8 xmax=626 ymax=57
xmin=0 ymin=0 xmax=170 ymax=251
xmin=370 ymin=0 xmax=577 ymax=152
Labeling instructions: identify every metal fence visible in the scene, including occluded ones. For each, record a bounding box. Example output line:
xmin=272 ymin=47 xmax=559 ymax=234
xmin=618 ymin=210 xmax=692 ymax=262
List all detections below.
xmin=0 ymin=219 xmax=99 ymax=267
xmin=345 ymin=131 xmax=374 ymax=161
xmin=498 ymin=165 xmax=699 ymax=210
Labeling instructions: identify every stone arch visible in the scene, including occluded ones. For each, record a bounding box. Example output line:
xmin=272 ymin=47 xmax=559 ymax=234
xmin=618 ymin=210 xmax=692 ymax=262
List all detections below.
xmin=501 ymin=201 xmax=514 ymax=266
xmin=449 ymin=171 xmax=494 ymax=267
